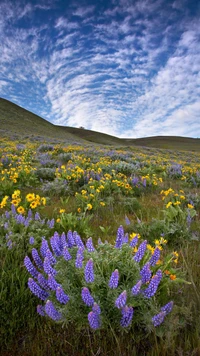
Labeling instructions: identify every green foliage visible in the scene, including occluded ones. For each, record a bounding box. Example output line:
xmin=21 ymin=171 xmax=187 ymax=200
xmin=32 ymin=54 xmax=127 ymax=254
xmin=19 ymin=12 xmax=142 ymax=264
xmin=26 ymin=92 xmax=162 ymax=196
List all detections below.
xmin=58 ymin=212 xmax=93 ymax=238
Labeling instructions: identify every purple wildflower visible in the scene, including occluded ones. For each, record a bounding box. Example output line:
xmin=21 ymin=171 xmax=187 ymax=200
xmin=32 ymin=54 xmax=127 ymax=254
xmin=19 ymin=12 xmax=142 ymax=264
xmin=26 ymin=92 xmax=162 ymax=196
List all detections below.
xmin=24 ymin=256 xmax=38 ymax=278
xmin=161 ymin=301 xmax=173 ymax=315
xmin=75 ymin=251 xmax=84 ymax=268
xmin=115 ymin=290 xmax=127 ymax=309
xmin=74 ymin=232 xmax=85 ymax=249
xmin=152 ymin=311 xmax=166 ymax=327
xmin=48 ymin=274 xmax=60 ymax=290
xmin=48 ymin=218 xmax=55 ymax=228
xmin=85 ymin=258 xmax=94 ymax=283
xmin=88 ymin=311 xmax=101 ymax=330
xmin=67 ymin=230 xmax=75 ymax=248
xmin=28 ymin=278 xmax=48 ymax=300
xmin=125 ymin=215 xmax=130 ymax=225
xmin=45 ymin=300 xmax=62 ymax=321
xmin=11 ymin=204 xmax=16 ymax=214
xmin=131 ymin=280 xmax=142 ymax=296
xmin=35 ymin=212 xmax=41 ymax=221
xmin=32 ymin=248 xmax=43 ymax=269
xmin=63 ymin=246 xmax=72 ymax=261
xmin=56 ymin=287 xmax=70 ymax=304
xmin=60 ymin=232 xmax=68 ymax=250
xmin=140 ymin=262 xmax=151 ymax=284
xmin=109 ymin=269 xmax=119 ymax=289
xmin=130 ymin=235 xmax=138 ymax=248
xmin=120 ymin=306 xmax=134 ymax=327
xmin=50 ymin=234 xmax=62 ymax=256
xmin=92 ymin=303 xmax=101 ymax=315
xmin=98 ymin=238 xmax=102 ymax=245
xmin=44 ymin=257 xmax=57 ymax=276
xmin=37 ymin=273 xmax=49 ymax=290
xmin=143 ymin=271 xmax=162 ymax=298
xmin=86 ymin=237 xmax=95 ymax=252
xmin=37 ymin=305 xmax=45 ymax=316
xmin=81 ymin=287 xmax=94 ymax=306
xmin=46 ymin=249 xmax=57 ymax=265
xmin=115 ymin=225 xmax=124 ymax=248
xmin=133 ymin=240 xmax=147 ymax=262
xmin=40 ymin=238 xmax=49 ymax=258
xmin=149 ymin=248 xmax=160 ymax=266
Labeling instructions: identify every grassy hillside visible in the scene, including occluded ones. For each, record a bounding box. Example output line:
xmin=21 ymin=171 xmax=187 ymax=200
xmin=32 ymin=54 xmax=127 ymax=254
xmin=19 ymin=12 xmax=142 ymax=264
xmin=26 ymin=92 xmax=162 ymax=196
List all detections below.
xmin=126 ymin=136 xmax=200 ymax=152
xmin=1 ymin=97 xmax=200 ymax=151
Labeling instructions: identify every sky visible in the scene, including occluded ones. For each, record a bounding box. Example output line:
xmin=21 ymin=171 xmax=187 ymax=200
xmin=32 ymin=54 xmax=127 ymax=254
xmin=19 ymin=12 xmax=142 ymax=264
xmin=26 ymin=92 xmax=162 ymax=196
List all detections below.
xmin=0 ymin=0 xmax=200 ymax=139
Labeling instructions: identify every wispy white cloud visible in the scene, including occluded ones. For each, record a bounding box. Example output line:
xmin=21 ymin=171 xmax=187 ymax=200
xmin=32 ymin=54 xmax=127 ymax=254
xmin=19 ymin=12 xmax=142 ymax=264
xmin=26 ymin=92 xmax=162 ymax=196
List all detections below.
xmin=0 ymin=0 xmax=199 ymax=138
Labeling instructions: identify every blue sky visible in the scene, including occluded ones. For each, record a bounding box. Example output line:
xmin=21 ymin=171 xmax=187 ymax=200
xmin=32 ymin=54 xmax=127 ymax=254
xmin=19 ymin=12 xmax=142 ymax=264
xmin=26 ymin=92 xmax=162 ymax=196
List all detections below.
xmin=0 ymin=0 xmax=200 ymax=138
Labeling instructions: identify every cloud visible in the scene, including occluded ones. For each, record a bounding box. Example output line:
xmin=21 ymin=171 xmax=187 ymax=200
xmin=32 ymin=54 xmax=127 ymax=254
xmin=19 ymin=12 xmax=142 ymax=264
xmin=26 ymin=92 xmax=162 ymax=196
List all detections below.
xmin=0 ymin=0 xmax=199 ymax=138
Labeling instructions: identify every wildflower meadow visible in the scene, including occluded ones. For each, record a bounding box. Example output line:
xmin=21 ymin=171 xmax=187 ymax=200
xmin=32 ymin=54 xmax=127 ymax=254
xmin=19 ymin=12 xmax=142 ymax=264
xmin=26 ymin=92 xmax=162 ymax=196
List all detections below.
xmin=0 ymin=138 xmax=200 ymax=355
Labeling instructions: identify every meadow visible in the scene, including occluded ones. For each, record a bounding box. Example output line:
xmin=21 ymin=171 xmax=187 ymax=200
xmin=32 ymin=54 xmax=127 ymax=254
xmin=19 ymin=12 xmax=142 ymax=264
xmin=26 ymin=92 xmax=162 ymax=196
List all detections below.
xmin=0 ymin=137 xmax=200 ymax=356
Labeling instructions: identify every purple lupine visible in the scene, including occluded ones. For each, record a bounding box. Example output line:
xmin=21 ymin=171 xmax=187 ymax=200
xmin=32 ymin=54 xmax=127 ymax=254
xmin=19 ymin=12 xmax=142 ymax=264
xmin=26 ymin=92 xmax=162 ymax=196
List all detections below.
xmin=156 ymin=269 xmax=162 ymax=283
xmin=46 ymin=249 xmax=57 ymax=265
xmin=122 ymin=232 xmax=129 ymax=244
xmin=48 ymin=274 xmax=60 ymax=290
xmin=132 ymin=176 xmax=139 ymax=186
xmin=24 ymin=256 xmax=38 ymax=278
xmin=109 ymin=269 xmax=119 ymax=289
xmin=85 ymin=258 xmax=94 ymax=283
xmin=35 ymin=212 xmax=41 ymax=221
xmin=92 ymin=303 xmax=101 ymax=315
xmin=115 ymin=290 xmax=127 ymax=309
xmin=120 ymin=306 xmax=134 ymax=327
xmin=28 ymin=209 xmax=32 ymax=219
xmin=130 ymin=235 xmax=138 ymax=248
xmin=88 ymin=311 xmax=101 ymax=330
xmin=50 ymin=234 xmax=62 ymax=256
xmin=115 ymin=225 xmax=124 ymax=248
xmin=11 ymin=204 xmax=16 ymax=214
xmin=24 ymin=218 xmax=30 ymax=227
xmin=5 ymin=211 xmax=10 ymax=219
xmin=75 ymin=250 xmax=84 ymax=268
xmin=32 ymin=248 xmax=43 ymax=269
xmin=86 ymin=237 xmax=95 ymax=252
xmin=40 ymin=238 xmax=49 ymax=258
xmin=48 ymin=218 xmax=55 ymax=228
xmin=74 ymin=232 xmax=85 ymax=249
xmin=81 ymin=287 xmax=94 ymax=306
xmin=149 ymin=248 xmax=161 ymax=266
xmin=37 ymin=305 xmax=45 ymax=316
xmin=45 ymin=300 xmax=62 ymax=321
xmin=133 ymin=240 xmax=147 ymax=262
xmin=63 ymin=246 xmax=72 ymax=261
xmin=37 ymin=273 xmax=49 ymax=290
xmin=56 ymin=287 xmax=70 ymax=304
xmin=98 ymin=238 xmax=102 ymax=245
xmin=131 ymin=280 xmax=142 ymax=296
xmin=28 ymin=278 xmax=49 ymax=300
xmin=140 ymin=262 xmax=151 ymax=284
xmin=67 ymin=230 xmax=75 ymax=248
xmin=161 ymin=301 xmax=173 ymax=315
xmin=143 ymin=272 xmax=162 ymax=299
xmin=43 ymin=257 xmax=57 ymax=276
xmin=29 ymin=237 xmax=35 ymax=245
xmin=142 ymin=178 xmax=146 ymax=187
xmin=152 ymin=311 xmax=166 ymax=326
xmin=60 ymin=232 xmax=68 ymax=250
xmin=125 ymin=216 xmax=130 ymax=225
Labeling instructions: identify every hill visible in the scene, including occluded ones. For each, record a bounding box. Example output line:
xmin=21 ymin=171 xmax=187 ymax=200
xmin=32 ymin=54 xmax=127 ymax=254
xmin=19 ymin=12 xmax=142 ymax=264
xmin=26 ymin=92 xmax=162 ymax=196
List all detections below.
xmin=1 ymin=97 xmax=200 ymax=151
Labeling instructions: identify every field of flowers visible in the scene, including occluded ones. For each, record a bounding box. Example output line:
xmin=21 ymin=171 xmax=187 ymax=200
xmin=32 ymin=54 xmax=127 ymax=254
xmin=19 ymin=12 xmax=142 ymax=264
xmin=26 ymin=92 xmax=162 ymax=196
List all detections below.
xmin=0 ymin=138 xmax=200 ymax=355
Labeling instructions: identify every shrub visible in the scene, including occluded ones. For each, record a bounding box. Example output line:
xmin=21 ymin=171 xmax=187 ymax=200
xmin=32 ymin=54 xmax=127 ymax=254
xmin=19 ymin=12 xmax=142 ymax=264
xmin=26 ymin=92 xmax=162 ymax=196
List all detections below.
xmin=24 ymin=226 xmax=183 ymax=335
